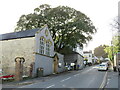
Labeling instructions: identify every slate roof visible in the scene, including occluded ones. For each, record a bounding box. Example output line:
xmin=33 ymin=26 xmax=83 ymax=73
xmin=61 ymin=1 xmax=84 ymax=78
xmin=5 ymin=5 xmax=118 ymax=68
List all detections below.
xmin=0 ymin=28 xmax=41 ymax=41
xmin=71 ymin=51 xmax=84 ymax=58
xmin=83 ymin=51 xmax=92 ymax=53
xmin=65 ymin=51 xmax=84 ymax=58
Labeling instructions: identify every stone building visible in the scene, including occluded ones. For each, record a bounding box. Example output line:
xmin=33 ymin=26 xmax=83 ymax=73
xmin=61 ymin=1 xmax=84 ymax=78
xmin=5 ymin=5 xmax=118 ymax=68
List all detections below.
xmin=64 ymin=44 xmax=84 ymax=70
xmin=64 ymin=51 xmax=84 ymax=70
xmin=0 ymin=25 xmax=65 ymax=77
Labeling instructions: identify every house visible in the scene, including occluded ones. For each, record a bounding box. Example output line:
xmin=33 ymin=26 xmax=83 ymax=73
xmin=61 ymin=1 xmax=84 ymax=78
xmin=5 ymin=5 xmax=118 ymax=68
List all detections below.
xmin=83 ymin=51 xmax=93 ymax=65
xmin=92 ymin=55 xmax=99 ymax=64
xmin=0 ymin=25 xmax=65 ymax=77
xmin=73 ymin=44 xmax=84 ymax=55
xmin=64 ymin=51 xmax=84 ymax=70
xmin=64 ymin=44 xmax=84 ymax=70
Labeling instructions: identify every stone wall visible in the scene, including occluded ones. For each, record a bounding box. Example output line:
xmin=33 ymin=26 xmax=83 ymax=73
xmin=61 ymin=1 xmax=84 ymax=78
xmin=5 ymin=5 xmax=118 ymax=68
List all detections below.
xmin=35 ymin=54 xmax=53 ymax=76
xmin=57 ymin=53 xmax=65 ymax=73
xmin=64 ymin=53 xmax=84 ymax=69
xmin=64 ymin=54 xmax=77 ymax=64
xmin=0 ymin=37 xmax=35 ymax=75
xmin=77 ymin=55 xmax=84 ymax=69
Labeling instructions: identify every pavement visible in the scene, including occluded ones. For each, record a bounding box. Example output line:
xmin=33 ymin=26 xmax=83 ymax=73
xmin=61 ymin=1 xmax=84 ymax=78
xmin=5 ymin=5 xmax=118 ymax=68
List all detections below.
xmin=105 ymin=70 xmax=119 ymax=89
xmin=2 ymin=71 xmax=71 ymax=88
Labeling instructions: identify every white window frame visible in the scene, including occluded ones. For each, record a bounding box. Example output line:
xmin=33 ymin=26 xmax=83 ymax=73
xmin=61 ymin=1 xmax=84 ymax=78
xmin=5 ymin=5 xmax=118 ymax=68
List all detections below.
xmin=46 ymin=41 xmax=51 ymax=56
xmin=39 ymin=37 xmax=45 ymax=54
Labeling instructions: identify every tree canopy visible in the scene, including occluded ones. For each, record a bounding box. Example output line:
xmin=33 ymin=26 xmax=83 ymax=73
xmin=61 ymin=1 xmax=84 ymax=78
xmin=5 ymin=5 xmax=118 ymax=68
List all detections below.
xmin=104 ymin=35 xmax=120 ymax=61
xmin=111 ymin=16 xmax=120 ymax=31
xmin=15 ymin=4 xmax=96 ymax=53
xmin=94 ymin=45 xmax=108 ymax=58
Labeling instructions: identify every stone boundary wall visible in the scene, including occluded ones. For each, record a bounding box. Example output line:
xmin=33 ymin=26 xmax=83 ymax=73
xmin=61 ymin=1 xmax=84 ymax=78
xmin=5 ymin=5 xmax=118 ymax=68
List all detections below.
xmin=0 ymin=37 xmax=35 ymax=75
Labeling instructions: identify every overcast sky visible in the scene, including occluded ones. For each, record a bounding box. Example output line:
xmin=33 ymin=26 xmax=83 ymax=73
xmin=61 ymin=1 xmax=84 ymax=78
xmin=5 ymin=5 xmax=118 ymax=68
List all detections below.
xmin=0 ymin=0 xmax=119 ymax=51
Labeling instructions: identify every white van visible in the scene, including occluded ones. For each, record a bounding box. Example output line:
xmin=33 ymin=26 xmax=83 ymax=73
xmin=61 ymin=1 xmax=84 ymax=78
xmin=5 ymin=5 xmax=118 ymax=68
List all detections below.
xmin=98 ymin=63 xmax=108 ymax=71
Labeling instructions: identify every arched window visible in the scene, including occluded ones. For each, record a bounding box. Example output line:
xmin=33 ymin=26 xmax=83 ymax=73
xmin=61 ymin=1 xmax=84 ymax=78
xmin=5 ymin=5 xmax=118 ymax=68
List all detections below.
xmin=39 ymin=37 xmax=45 ymax=54
xmin=46 ymin=41 xmax=51 ymax=56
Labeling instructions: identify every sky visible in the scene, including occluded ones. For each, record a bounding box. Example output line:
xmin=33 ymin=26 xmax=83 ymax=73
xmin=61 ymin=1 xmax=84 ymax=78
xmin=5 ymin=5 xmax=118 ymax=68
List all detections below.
xmin=0 ymin=0 xmax=119 ymax=51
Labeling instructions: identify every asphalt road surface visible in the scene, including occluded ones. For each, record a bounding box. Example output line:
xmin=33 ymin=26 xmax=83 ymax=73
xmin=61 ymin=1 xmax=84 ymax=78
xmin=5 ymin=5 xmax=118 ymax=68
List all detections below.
xmin=19 ymin=65 xmax=107 ymax=89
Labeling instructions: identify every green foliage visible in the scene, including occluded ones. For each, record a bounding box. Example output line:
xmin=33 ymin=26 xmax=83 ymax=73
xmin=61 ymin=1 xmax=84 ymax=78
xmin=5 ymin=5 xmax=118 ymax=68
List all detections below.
xmin=104 ymin=35 xmax=120 ymax=61
xmin=84 ymin=58 xmax=88 ymax=61
xmin=112 ymin=35 xmax=120 ymax=52
xmin=94 ymin=45 xmax=108 ymax=58
xmin=15 ymin=4 xmax=96 ymax=53
xmin=104 ymin=46 xmax=113 ymax=61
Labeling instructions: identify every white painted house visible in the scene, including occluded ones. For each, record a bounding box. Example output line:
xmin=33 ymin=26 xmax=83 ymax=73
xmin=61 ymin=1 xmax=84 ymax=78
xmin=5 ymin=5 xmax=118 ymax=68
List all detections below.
xmin=73 ymin=44 xmax=83 ymax=55
xmin=83 ymin=51 xmax=93 ymax=64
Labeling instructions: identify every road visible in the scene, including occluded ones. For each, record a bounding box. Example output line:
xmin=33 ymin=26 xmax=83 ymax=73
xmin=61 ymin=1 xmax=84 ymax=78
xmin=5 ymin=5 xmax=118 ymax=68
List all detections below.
xmin=19 ymin=65 xmax=107 ymax=89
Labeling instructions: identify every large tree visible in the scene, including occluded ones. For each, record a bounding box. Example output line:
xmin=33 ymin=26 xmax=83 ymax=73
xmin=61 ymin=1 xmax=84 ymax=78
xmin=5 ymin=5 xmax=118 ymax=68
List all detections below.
xmin=111 ymin=16 xmax=120 ymax=31
xmin=15 ymin=4 xmax=96 ymax=53
xmin=94 ymin=45 xmax=108 ymax=58
xmin=110 ymin=16 xmax=120 ymax=51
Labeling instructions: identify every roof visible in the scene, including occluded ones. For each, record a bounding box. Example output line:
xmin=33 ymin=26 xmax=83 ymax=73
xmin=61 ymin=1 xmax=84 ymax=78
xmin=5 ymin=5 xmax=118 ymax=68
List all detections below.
xmin=71 ymin=51 xmax=80 ymax=54
xmin=83 ymin=51 xmax=92 ymax=53
xmin=65 ymin=51 xmax=84 ymax=58
xmin=0 ymin=28 xmax=41 ymax=41
xmin=64 ymin=51 xmax=84 ymax=63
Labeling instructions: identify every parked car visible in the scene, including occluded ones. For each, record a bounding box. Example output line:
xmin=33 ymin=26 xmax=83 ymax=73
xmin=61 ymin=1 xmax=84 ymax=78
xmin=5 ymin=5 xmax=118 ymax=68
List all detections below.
xmin=98 ymin=63 xmax=108 ymax=71
xmin=87 ymin=62 xmax=92 ymax=66
xmin=65 ymin=65 xmax=71 ymax=71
